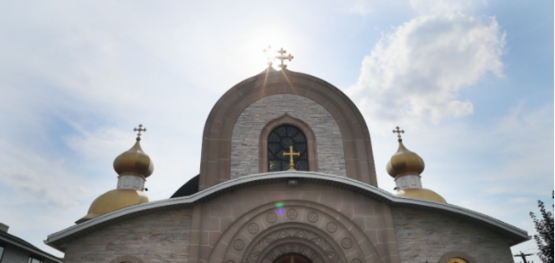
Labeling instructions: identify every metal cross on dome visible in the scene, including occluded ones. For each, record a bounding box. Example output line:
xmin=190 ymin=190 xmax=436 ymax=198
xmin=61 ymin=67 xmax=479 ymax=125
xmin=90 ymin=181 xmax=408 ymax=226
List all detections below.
xmin=393 ymin=126 xmax=404 ymax=142
xmin=134 ymin=124 xmax=147 ymax=141
xmin=263 ymin=46 xmax=294 ymax=69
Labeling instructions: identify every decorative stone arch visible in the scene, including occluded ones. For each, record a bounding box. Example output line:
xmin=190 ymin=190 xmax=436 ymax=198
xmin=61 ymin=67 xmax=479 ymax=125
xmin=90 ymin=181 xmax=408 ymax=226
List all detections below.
xmin=200 ymin=68 xmax=377 ymax=190
xmin=258 ymin=239 xmax=330 ymax=263
xmin=109 ymin=255 xmax=145 ymax=263
xmin=208 ymin=199 xmax=381 ymax=263
xmin=241 ymin=224 xmax=348 ymax=263
xmin=259 ymin=113 xmax=318 ymax=173
xmin=437 ymin=251 xmax=477 ymax=263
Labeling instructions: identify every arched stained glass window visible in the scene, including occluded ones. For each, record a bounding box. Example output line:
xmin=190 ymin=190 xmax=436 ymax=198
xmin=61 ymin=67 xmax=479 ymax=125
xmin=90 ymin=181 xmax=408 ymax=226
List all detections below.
xmin=268 ymin=125 xmax=308 ymax=172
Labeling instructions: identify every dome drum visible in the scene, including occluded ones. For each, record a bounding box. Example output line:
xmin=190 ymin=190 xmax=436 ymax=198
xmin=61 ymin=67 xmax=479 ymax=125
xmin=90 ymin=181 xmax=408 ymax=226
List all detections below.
xmin=117 ymin=175 xmax=146 ymax=191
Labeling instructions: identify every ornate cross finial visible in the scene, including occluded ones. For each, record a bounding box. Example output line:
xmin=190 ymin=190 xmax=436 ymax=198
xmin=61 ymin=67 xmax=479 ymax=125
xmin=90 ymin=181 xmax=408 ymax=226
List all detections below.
xmin=393 ymin=126 xmax=404 ymax=142
xmin=263 ymin=45 xmax=274 ymax=66
xmin=262 ymin=46 xmax=294 ymax=69
xmin=275 ymin=48 xmax=294 ymax=69
xmin=283 ymin=146 xmax=300 ymax=171
xmin=134 ymin=124 xmax=147 ymax=141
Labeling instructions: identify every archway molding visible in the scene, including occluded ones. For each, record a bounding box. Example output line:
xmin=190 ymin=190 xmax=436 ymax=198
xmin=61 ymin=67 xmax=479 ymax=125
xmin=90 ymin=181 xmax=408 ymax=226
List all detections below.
xmin=200 ymin=68 xmax=377 ymax=190
xmin=209 ymin=199 xmax=381 ymax=263
xmin=437 ymin=251 xmax=476 ymax=263
xmin=259 ymin=113 xmax=318 ymax=173
xmin=242 ymin=224 xmax=346 ymax=263
xmin=260 ymin=240 xmax=327 ymax=263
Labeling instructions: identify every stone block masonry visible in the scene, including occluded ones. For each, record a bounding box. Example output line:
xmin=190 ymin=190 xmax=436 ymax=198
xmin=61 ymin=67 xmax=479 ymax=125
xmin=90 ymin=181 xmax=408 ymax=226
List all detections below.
xmin=63 ymin=209 xmax=192 ymax=263
xmin=231 ymin=94 xmax=346 ymax=178
xmin=391 ymin=207 xmax=514 ymax=263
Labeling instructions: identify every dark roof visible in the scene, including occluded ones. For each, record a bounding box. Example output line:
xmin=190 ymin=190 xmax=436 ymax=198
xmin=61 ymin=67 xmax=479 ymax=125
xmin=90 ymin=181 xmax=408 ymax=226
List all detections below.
xmin=171 ymin=174 xmax=199 ymax=198
xmin=0 ymin=230 xmax=40 ymax=250
xmin=0 ymin=230 xmax=62 ymax=262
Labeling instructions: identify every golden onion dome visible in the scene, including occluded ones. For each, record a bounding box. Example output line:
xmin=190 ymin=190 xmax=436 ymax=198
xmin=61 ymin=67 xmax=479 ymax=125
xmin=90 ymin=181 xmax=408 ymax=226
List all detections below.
xmin=386 ymin=140 xmax=425 ymax=178
xmin=113 ymin=139 xmax=154 ymax=178
xmin=75 ymin=189 xmax=149 ymax=223
xmin=395 ymin=188 xmax=447 ymax=203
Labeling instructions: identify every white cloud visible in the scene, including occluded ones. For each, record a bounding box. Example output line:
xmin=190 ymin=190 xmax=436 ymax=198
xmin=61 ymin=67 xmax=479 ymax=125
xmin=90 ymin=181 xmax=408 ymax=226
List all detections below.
xmin=479 ymin=104 xmax=554 ymax=195
xmin=347 ymin=14 xmax=505 ymax=132
xmin=0 ymin=141 xmax=91 ymax=210
xmin=410 ymin=0 xmax=481 ymax=15
xmin=64 ymin=127 xmax=130 ymax=163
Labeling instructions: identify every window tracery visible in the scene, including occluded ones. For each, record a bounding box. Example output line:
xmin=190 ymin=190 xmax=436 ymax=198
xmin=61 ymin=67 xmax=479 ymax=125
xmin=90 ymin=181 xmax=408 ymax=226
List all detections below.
xmin=268 ymin=125 xmax=308 ymax=172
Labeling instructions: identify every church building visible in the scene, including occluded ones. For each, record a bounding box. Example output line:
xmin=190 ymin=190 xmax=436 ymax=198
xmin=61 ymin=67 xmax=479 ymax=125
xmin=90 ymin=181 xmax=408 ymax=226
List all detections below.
xmin=45 ymin=49 xmax=529 ymax=263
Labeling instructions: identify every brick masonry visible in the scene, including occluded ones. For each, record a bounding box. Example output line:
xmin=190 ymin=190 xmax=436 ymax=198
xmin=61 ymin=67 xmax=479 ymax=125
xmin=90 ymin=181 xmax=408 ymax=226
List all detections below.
xmin=63 ymin=209 xmax=192 ymax=263
xmin=230 ymin=94 xmax=346 ymax=178
xmin=391 ymin=207 xmax=513 ymax=263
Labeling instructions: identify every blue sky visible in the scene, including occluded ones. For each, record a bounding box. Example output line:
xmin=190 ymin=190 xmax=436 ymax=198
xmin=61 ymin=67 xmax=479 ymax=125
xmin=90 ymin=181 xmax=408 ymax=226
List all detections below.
xmin=0 ymin=0 xmax=552 ymax=261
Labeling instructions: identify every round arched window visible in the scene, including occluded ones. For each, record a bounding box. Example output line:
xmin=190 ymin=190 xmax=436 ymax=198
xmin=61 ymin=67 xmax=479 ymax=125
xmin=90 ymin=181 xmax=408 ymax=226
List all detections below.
xmin=268 ymin=125 xmax=308 ymax=172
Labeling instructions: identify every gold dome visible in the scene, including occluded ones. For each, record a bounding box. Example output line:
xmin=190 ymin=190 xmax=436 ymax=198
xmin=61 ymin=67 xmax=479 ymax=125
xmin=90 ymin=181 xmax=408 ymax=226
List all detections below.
xmin=113 ymin=139 xmax=154 ymax=178
xmin=76 ymin=189 xmax=149 ymax=223
xmin=395 ymin=188 xmax=446 ymax=203
xmin=386 ymin=140 xmax=425 ymax=178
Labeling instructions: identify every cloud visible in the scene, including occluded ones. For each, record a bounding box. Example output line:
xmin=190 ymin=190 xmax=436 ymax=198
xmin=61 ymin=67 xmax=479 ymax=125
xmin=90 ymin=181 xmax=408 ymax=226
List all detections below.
xmin=479 ymin=104 xmax=554 ymax=195
xmin=410 ymin=0 xmax=481 ymax=15
xmin=0 ymin=140 xmax=91 ymax=210
xmin=64 ymin=127 xmax=130 ymax=163
xmin=347 ymin=14 xmax=505 ymax=132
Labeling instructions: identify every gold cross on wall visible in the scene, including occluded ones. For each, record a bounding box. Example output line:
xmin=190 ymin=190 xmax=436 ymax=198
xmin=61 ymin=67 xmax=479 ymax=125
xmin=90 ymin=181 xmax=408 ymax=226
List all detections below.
xmin=134 ymin=124 xmax=147 ymax=141
xmin=392 ymin=126 xmax=404 ymax=142
xmin=283 ymin=146 xmax=300 ymax=171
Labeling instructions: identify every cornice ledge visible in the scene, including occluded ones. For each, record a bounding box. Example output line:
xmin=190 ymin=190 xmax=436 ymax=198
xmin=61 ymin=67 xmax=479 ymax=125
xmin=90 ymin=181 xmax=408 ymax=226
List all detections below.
xmin=45 ymin=171 xmax=529 ymax=251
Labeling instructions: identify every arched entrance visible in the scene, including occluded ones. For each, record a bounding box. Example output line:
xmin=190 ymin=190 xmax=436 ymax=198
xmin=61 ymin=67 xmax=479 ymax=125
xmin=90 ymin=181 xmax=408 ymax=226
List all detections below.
xmin=274 ymin=254 xmax=312 ymax=263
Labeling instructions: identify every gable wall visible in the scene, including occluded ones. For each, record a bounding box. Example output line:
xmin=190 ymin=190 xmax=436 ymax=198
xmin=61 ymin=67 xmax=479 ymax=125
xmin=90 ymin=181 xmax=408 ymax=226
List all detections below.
xmin=391 ymin=207 xmax=513 ymax=263
xmin=231 ymin=94 xmax=346 ymax=178
xmin=63 ymin=208 xmax=192 ymax=263
xmin=200 ymin=69 xmax=378 ymax=190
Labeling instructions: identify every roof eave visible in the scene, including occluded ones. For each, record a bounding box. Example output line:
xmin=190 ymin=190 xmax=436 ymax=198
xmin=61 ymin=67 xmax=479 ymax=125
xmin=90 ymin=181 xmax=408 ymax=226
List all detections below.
xmin=45 ymin=171 xmax=530 ymax=251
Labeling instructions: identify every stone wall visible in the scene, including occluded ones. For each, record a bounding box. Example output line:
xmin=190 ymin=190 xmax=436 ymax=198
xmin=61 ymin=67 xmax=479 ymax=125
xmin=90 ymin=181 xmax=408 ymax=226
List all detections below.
xmin=391 ymin=207 xmax=513 ymax=263
xmin=230 ymin=94 xmax=346 ymax=178
xmin=190 ymin=182 xmax=400 ymax=263
xmin=63 ymin=208 xmax=192 ymax=263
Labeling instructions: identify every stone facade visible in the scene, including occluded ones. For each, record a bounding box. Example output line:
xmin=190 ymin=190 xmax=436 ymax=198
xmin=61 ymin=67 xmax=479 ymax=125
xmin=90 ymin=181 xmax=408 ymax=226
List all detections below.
xmin=63 ymin=209 xmax=192 ymax=263
xmin=189 ymin=181 xmax=400 ymax=263
xmin=391 ymin=207 xmax=513 ymax=263
xmin=231 ymin=94 xmax=346 ymax=178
